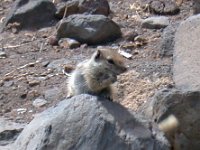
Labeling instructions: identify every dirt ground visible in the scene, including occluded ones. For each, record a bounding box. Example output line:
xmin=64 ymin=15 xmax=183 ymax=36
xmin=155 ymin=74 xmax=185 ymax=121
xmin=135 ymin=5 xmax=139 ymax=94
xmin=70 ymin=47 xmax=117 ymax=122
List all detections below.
xmin=0 ymin=0 xmax=193 ymax=123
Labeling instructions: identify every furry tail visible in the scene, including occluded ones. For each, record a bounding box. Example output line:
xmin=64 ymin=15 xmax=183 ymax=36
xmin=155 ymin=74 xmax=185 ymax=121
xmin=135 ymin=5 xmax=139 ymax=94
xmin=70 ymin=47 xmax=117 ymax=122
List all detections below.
xmin=158 ymin=115 xmax=179 ymax=133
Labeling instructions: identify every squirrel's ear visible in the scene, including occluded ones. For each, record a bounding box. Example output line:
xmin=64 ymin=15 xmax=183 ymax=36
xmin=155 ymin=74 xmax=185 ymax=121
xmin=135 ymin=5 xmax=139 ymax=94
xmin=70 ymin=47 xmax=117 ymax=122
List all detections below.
xmin=94 ymin=50 xmax=101 ymax=60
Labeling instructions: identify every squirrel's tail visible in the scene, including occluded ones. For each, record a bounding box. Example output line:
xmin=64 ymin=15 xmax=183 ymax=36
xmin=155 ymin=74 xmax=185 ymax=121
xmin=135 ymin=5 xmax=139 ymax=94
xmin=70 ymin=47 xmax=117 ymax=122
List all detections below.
xmin=158 ymin=115 xmax=179 ymax=133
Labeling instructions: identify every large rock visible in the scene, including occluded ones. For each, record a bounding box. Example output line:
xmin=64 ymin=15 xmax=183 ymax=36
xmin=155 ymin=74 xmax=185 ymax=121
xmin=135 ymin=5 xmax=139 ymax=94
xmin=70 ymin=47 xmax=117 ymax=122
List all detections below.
xmin=13 ymin=95 xmax=170 ymax=150
xmin=1 ymin=0 xmax=56 ymax=31
xmin=55 ymin=0 xmax=110 ymax=19
xmin=173 ymin=15 xmax=200 ymax=91
xmin=56 ymin=14 xmax=121 ymax=45
xmin=139 ymin=88 xmax=200 ymax=150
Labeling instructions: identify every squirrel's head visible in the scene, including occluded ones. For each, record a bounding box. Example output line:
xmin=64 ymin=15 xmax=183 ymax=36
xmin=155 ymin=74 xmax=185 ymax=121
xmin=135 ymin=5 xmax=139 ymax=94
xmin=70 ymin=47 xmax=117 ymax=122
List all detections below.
xmin=91 ymin=49 xmax=127 ymax=75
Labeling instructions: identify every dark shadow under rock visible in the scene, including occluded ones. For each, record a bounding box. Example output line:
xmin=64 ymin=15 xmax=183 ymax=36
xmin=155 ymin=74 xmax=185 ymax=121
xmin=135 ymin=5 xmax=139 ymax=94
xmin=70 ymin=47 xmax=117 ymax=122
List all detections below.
xmin=13 ymin=94 xmax=170 ymax=150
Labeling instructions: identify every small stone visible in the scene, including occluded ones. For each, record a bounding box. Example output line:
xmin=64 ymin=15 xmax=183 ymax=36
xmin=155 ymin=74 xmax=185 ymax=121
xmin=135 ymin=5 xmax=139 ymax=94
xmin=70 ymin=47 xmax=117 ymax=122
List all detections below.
xmin=17 ymin=108 xmax=27 ymax=114
xmin=58 ymin=38 xmax=81 ymax=49
xmin=4 ymin=81 xmax=14 ymax=87
xmin=28 ymin=80 xmax=40 ymax=87
xmin=41 ymin=61 xmax=50 ymax=67
xmin=0 ymin=80 xmax=3 ymax=86
xmin=141 ymin=16 xmax=169 ymax=29
xmin=32 ymin=98 xmax=47 ymax=108
xmin=0 ymin=51 xmax=7 ymax=58
xmin=48 ymin=36 xmax=58 ymax=46
xmin=20 ymin=93 xmax=27 ymax=99
xmin=28 ymin=110 xmax=33 ymax=113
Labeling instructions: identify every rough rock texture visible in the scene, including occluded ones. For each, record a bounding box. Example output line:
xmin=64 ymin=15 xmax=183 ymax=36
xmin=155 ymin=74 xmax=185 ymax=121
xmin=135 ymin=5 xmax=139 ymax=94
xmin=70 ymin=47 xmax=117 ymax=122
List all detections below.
xmin=55 ymin=0 xmax=110 ymax=19
xmin=160 ymin=23 xmax=179 ymax=57
xmin=139 ymin=88 xmax=200 ymax=150
xmin=0 ymin=118 xmax=26 ymax=146
xmin=44 ymin=87 xmax=64 ymax=101
xmin=55 ymin=1 xmax=79 ymax=19
xmin=193 ymin=0 xmax=200 ymax=14
xmin=1 ymin=0 xmax=56 ymax=31
xmin=13 ymin=95 xmax=170 ymax=150
xmin=139 ymin=0 xmax=180 ymax=15
xmin=173 ymin=15 xmax=200 ymax=91
xmin=141 ymin=16 xmax=169 ymax=29
xmin=78 ymin=0 xmax=110 ymax=16
xmin=56 ymin=14 xmax=121 ymax=45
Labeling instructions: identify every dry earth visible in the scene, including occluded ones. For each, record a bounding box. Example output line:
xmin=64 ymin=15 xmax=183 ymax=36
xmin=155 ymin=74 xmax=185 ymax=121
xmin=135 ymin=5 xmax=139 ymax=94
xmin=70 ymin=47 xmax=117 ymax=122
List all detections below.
xmin=0 ymin=0 xmax=193 ymax=123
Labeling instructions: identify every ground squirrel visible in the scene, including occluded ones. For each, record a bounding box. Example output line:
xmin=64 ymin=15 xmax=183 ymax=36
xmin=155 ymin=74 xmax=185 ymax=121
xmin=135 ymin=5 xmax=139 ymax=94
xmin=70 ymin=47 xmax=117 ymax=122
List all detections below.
xmin=67 ymin=49 xmax=127 ymax=100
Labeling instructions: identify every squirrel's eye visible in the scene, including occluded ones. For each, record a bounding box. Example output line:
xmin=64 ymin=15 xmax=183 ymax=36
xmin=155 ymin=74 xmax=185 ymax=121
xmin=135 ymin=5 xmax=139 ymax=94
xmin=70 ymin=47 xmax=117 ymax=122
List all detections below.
xmin=107 ymin=59 xmax=114 ymax=64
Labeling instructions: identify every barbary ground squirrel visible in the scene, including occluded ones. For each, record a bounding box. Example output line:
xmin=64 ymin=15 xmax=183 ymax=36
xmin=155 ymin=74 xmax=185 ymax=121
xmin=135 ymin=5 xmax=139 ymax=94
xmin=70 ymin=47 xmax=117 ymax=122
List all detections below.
xmin=67 ymin=49 xmax=127 ymax=100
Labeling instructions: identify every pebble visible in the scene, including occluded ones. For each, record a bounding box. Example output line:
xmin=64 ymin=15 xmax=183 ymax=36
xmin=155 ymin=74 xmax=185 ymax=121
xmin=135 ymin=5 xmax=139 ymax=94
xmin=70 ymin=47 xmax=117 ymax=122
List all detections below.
xmin=17 ymin=108 xmax=27 ymax=114
xmin=141 ymin=16 xmax=169 ymax=29
xmin=32 ymin=98 xmax=47 ymax=108
xmin=0 ymin=51 xmax=7 ymax=58
xmin=58 ymin=38 xmax=81 ymax=49
xmin=28 ymin=80 xmax=40 ymax=87
xmin=4 ymin=81 xmax=14 ymax=87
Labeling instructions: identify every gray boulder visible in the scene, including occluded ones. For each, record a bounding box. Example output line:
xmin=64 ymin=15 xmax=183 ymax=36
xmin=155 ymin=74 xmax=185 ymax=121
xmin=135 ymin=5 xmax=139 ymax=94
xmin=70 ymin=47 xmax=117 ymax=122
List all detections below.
xmin=141 ymin=16 xmax=169 ymax=29
xmin=56 ymin=14 xmax=121 ymax=45
xmin=13 ymin=95 xmax=170 ymax=150
xmin=139 ymin=88 xmax=200 ymax=150
xmin=173 ymin=15 xmax=200 ymax=91
xmin=1 ymin=0 xmax=56 ymax=31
